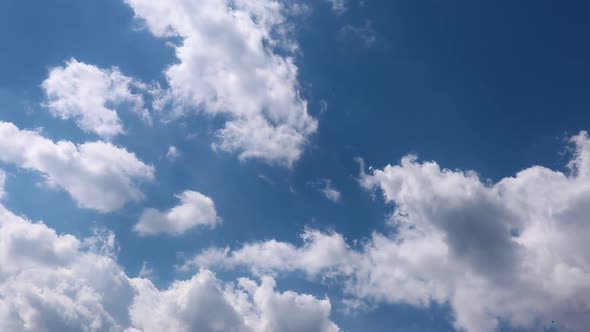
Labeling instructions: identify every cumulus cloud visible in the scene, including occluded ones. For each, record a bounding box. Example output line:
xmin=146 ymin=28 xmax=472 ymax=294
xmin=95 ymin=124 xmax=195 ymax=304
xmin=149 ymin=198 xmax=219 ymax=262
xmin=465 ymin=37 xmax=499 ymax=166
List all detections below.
xmin=131 ymin=272 xmax=339 ymax=332
xmin=0 ymin=202 xmax=135 ymax=331
xmin=0 ymin=174 xmax=339 ymax=331
xmin=134 ymin=190 xmax=220 ymax=236
xmin=42 ymin=58 xmax=149 ymax=139
xmin=124 ymin=0 xmax=318 ymax=166
xmin=0 ymin=121 xmax=154 ymax=212
xmin=190 ymin=132 xmax=590 ymax=332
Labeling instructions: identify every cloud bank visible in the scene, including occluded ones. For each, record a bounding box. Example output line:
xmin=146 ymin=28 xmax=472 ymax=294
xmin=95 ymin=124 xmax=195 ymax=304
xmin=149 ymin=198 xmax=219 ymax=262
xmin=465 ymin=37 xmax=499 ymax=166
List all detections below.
xmin=191 ymin=132 xmax=590 ymax=332
xmin=0 ymin=176 xmax=339 ymax=331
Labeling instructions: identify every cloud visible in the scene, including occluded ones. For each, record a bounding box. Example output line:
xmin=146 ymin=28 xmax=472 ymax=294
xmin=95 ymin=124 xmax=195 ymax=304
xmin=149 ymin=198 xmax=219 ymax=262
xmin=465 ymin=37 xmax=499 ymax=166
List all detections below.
xmin=42 ymin=58 xmax=149 ymax=139
xmin=319 ymin=179 xmax=341 ymax=203
xmin=124 ymin=0 xmax=317 ymax=166
xmin=138 ymin=261 xmax=154 ymax=279
xmin=325 ymin=0 xmax=347 ymax=14
xmin=166 ymin=146 xmax=180 ymax=161
xmin=257 ymin=174 xmax=274 ymax=185
xmin=188 ymin=230 xmax=351 ymax=277
xmin=0 ymin=202 xmax=135 ymax=331
xmin=134 ymin=190 xmax=220 ymax=236
xmin=0 ymin=121 xmax=154 ymax=212
xmin=131 ymin=272 xmax=339 ymax=332
xmin=190 ymin=132 xmax=590 ymax=332
xmin=309 ymin=179 xmax=341 ymax=203
xmin=82 ymin=228 xmax=119 ymax=258
xmin=0 ymin=194 xmax=339 ymax=331
xmin=319 ymin=100 xmax=328 ymax=114
xmin=246 ymin=276 xmax=339 ymax=332
xmin=340 ymin=20 xmax=377 ymax=47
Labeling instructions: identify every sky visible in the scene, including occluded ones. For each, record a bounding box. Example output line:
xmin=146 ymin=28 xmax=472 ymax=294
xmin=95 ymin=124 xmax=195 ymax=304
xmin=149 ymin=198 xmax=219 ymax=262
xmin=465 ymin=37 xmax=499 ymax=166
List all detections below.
xmin=0 ymin=0 xmax=589 ymax=331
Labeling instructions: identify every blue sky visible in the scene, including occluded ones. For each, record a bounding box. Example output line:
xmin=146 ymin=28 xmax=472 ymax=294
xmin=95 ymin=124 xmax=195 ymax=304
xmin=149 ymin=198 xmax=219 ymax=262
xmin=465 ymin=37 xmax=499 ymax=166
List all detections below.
xmin=0 ymin=0 xmax=588 ymax=331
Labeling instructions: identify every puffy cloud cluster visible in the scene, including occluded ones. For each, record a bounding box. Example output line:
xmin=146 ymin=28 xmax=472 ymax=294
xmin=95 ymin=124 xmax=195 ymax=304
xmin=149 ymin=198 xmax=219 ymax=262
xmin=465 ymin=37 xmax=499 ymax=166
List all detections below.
xmin=42 ymin=59 xmax=149 ymax=139
xmin=0 ymin=178 xmax=339 ymax=331
xmin=0 ymin=202 xmax=135 ymax=331
xmin=191 ymin=132 xmax=590 ymax=332
xmin=0 ymin=122 xmax=154 ymax=212
xmin=134 ymin=190 xmax=220 ymax=236
xmin=131 ymin=272 xmax=339 ymax=332
xmin=124 ymin=0 xmax=317 ymax=165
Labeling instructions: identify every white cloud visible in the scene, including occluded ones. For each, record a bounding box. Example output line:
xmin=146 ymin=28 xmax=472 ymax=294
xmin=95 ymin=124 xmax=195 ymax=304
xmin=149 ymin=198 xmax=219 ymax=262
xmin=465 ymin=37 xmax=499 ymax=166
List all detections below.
xmin=42 ymin=58 xmax=149 ymax=139
xmin=325 ymin=0 xmax=347 ymax=14
xmin=82 ymin=228 xmax=119 ymax=258
xmin=247 ymin=277 xmax=340 ymax=332
xmin=131 ymin=272 xmax=339 ymax=332
xmin=124 ymin=0 xmax=318 ymax=166
xmin=134 ymin=190 xmax=220 ymax=236
xmin=191 ymin=132 xmax=590 ymax=332
xmin=0 ymin=182 xmax=339 ymax=331
xmin=166 ymin=146 xmax=180 ymax=161
xmin=0 ymin=202 xmax=135 ymax=331
xmin=318 ymin=179 xmax=341 ymax=203
xmin=0 ymin=121 xmax=154 ymax=212
xmin=188 ymin=230 xmax=351 ymax=277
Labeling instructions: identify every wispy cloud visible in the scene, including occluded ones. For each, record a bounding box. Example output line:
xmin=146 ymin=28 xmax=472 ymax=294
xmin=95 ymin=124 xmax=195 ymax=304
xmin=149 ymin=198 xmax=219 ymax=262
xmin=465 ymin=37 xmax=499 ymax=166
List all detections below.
xmin=340 ymin=20 xmax=377 ymax=47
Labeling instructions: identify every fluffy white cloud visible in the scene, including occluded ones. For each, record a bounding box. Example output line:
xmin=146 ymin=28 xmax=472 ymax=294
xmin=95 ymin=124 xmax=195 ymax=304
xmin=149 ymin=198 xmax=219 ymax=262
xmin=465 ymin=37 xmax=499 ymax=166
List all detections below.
xmin=191 ymin=132 xmax=590 ymax=332
xmin=130 ymin=272 xmax=339 ymax=332
xmin=42 ymin=58 xmax=149 ymax=139
xmin=0 ymin=175 xmax=339 ymax=332
xmin=189 ymin=230 xmax=351 ymax=277
xmin=0 ymin=122 xmax=154 ymax=212
xmin=134 ymin=190 xmax=220 ymax=236
xmin=124 ymin=0 xmax=318 ymax=165
xmin=0 ymin=202 xmax=135 ymax=331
